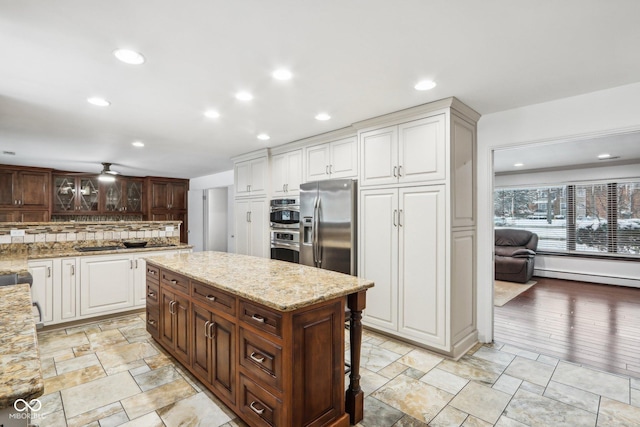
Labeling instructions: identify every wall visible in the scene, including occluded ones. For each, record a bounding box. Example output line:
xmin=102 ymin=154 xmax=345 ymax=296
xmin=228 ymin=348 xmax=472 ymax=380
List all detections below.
xmin=477 ymin=82 xmax=640 ymax=342
xmin=189 ymin=170 xmax=235 ymax=252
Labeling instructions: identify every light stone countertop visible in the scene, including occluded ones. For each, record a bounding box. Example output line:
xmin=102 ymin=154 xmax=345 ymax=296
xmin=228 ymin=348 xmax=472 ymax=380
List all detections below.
xmin=144 ymin=251 xmax=374 ymax=312
xmin=0 ymin=283 xmax=43 ymax=409
xmin=0 ymin=257 xmax=29 ymax=275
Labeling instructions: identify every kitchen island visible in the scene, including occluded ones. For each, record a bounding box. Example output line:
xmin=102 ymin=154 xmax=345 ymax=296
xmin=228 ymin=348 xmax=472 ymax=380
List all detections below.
xmin=144 ymin=251 xmax=373 ymax=426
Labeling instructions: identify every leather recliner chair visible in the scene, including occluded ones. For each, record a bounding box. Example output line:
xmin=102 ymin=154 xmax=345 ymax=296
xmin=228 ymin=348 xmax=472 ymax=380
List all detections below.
xmin=495 ymin=229 xmax=538 ymax=283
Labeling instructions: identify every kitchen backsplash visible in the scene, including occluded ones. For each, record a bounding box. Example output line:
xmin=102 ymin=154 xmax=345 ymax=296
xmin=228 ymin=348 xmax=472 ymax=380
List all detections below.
xmin=0 ymin=221 xmax=181 ymax=255
xmin=50 ymin=215 xmax=144 ymax=222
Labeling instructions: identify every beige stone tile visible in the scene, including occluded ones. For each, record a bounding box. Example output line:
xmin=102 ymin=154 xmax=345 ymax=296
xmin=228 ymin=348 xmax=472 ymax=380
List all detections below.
xmin=38 ymin=330 xmax=89 ymax=356
xmin=73 ymin=328 xmax=129 ymax=356
xmin=53 ymin=349 xmax=77 ymax=362
xmin=492 ymin=374 xmax=523 ymax=396
xmin=494 ymin=416 xmax=528 ymax=427
xmin=438 ymin=355 xmax=505 ymax=385
xmin=471 ymin=346 xmax=515 ymax=367
xmin=134 ymin=365 xmax=183 ymax=392
xmin=41 ymin=356 xmax=57 ymax=379
xmin=520 ymin=381 xmax=545 ymax=395
xmin=55 ymin=353 xmax=101 ymax=375
xmin=121 ymin=378 xmax=196 ymax=420
xmin=99 ymin=314 xmax=146 ymax=331
xmin=500 ymin=344 xmax=539 ymax=360
xmin=536 ymin=354 xmax=559 ymax=367
xmin=420 ymin=368 xmax=469 ymax=395
xmin=504 ymin=356 xmax=555 ymax=387
xmin=359 ymin=367 xmax=391 ymax=396
xmin=393 ymin=415 xmax=429 ymax=426
xmin=96 ymin=341 xmax=158 ymax=373
xmin=220 ymin=419 xmax=251 ymax=427
xmin=158 ymin=392 xmax=233 ymax=426
xmin=66 ymin=402 xmax=123 ymax=427
xmin=429 ymin=405 xmax=468 ymax=427
xmin=44 ymin=364 xmax=106 ymax=395
xmin=377 ymin=361 xmax=409 ymax=379
xmin=544 ymin=381 xmax=600 ymax=413
xmin=61 ymin=372 xmax=140 ymax=418
xmin=119 ymin=411 xmax=165 ymax=427
xmin=398 ymin=348 xmax=444 ymax=373
xmin=38 ymin=409 xmax=67 ymax=427
xmin=552 ymin=361 xmax=630 ymax=404
xmin=504 ymin=389 xmax=596 ymax=426
xmin=450 ymin=381 xmax=511 ymax=424
xmin=98 ymin=410 xmax=129 ymax=427
xmin=371 ymin=374 xmax=454 ymax=423
xmin=37 ymin=391 xmax=63 ymax=416
xmin=597 ymin=397 xmax=640 ymax=426
xmin=632 ymin=388 xmax=640 ymax=408
xmin=65 ymin=323 xmax=102 ymax=336
xmin=347 ymin=341 xmax=403 ymax=372
xmin=359 ymin=396 xmax=405 ymax=426
xmin=121 ymin=324 xmax=151 ymax=342
xmin=379 ymin=339 xmax=416 ymax=355
xmin=145 ymin=352 xmax=173 ymax=370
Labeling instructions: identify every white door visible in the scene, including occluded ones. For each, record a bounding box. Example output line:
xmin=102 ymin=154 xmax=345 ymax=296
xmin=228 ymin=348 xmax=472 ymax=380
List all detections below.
xmin=249 ymin=199 xmax=268 ymax=258
xmin=359 ymin=188 xmax=398 ymax=331
xmin=188 ymin=189 xmax=204 ymax=252
xmin=80 ymin=255 xmax=134 ymax=316
xmin=360 ymin=126 xmax=398 ymax=187
xmin=398 ymin=115 xmax=446 ymax=183
xmin=329 ymin=137 xmax=358 ymax=178
xmin=204 ymin=188 xmax=228 ymax=251
xmin=60 ymin=258 xmax=77 ymax=320
xmin=398 ymin=185 xmax=446 ymax=346
xmin=306 ymin=143 xmax=331 ymax=181
xmin=28 ymin=259 xmax=54 ymax=324
xmin=234 ymin=199 xmax=250 ymax=255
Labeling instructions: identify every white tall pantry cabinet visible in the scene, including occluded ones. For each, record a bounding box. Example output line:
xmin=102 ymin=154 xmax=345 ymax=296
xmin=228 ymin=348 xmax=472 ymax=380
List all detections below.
xmin=357 ymin=98 xmax=479 ymax=358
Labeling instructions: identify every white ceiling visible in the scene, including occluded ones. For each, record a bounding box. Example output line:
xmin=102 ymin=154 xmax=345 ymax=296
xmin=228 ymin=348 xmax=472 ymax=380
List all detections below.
xmin=1 ymin=0 xmax=640 ymax=179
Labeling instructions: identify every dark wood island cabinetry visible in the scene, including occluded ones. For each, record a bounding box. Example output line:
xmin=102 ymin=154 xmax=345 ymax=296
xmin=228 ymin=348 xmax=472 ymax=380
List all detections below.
xmin=144 ymin=251 xmax=373 ymax=427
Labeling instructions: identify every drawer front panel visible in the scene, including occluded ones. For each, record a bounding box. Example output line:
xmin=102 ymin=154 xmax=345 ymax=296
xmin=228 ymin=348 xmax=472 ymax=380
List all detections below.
xmin=240 ymin=328 xmax=282 ymax=391
xmin=146 ymin=264 xmax=160 ymax=284
xmin=192 ymin=280 xmax=236 ymax=316
xmin=239 ymin=374 xmax=282 ymax=427
xmin=161 ymin=270 xmax=189 ymax=293
xmin=240 ymin=301 xmax=282 ymax=338
xmin=146 ymin=282 xmax=159 ymax=305
xmin=146 ymin=304 xmax=159 ymax=338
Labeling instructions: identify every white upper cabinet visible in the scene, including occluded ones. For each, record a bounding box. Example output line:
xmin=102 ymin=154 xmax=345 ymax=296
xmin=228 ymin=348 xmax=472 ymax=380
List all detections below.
xmin=271 ymin=149 xmax=302 ymax=196
xmin=235 ymin=156 xmax=268 ymax=197
xmin=234 ymin=198 xmax=269 ymax=258
xmin=305 ymin=137 xmax=357 ymax=182
xmin=360 ymin=115 xmax=445 ymax=187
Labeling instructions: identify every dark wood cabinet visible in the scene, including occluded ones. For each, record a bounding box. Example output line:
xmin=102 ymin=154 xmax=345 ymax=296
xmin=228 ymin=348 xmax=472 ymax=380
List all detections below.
xmin=0 ymin=210 xmax=49 ymax=222
xmin=52 ymin=175 xmax=101 ymax=213
xmin=160 ymin=286 xmax=190 ymax=365
xmin=146 ymin=177 xmax=189 ymax=242
xmin=0 ymin=166 xmax=50 ymax=221
xmin=102 ymin=178 xmax=143 ymax=213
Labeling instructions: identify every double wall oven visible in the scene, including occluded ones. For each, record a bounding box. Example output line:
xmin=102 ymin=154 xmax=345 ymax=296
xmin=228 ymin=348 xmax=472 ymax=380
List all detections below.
xmin=269 ymin=196 xmax=300 ymax=263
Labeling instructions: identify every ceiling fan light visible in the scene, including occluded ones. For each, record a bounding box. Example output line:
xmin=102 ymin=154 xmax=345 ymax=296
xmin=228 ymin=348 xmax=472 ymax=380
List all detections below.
xmin=98 ymin=172 xmax=116 ymax=182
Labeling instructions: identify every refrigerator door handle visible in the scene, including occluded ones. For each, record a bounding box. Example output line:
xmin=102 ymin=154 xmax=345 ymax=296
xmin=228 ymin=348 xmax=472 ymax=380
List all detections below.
xmin=315 ymin=197 xmax=322 ymax=267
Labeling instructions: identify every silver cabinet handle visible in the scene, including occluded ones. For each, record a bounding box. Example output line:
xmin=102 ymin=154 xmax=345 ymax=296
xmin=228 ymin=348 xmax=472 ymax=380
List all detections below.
xmin=399 ymin=209 xmax=403 ymax=227
xmin=248 ymin=211 xmax=252 ymax=222
xmin=147 ymin=269 xmax=156 ymax=275
xmin=170 ymin=279 xmax=178 ymax=284
xmin=249 ymin=401 xmax=265 ymax=415
xmin=330 ymin=164 xmax=333 ymax=174
xmin=246 ymin=211 xmax=250 ymax=223
xmin=71 ymin=265 xmax=75 ymax=276
xmin=325 ymin=165 xmax=329 ymax=175
xmin=147 ymin=319 xmax=156 ymax=326
xmin=135 ymin=259 xmax=138 ymax=269
xmin=204 ymin=320 xmax=210 ymax=338
xmin=393 ymin=166 xmax=398 ymax=177
xmin=147 ymin=290 xmax=156 ymax=298
xmin=282 ymin=184 xmax=286 ymax=192
xmin=248 ymin=184 xmax=251 ymax=192
xmin=393 ymin=209 xmax=398 ymax=227
xmin=209 ymin=321 xmax=215 ymax=339
xmin=249 ymin=352 xmax=265 ymax=363
xmin=206 ymin=295 xmax=216 ymax=301
xmin=251 ymin=314 xmax=265 ymax=323
xmin=47 ymin=267 xmax=51 ymax=278
xmin=398 ymin=165 xmax=403 ymax=176
xmin=130 ymin=260 xmax=134 ymax=269
xmin=169 ymin=300 xmax=176 ymax=315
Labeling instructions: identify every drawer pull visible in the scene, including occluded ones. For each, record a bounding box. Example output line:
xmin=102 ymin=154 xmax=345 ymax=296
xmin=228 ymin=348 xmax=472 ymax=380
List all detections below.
xmin=147 ymin=291 xmax=156 ymax=298
xmin=147 ymin=269 xmax=156 ymax=275
xmin=249 ymin=352 xmax=265 ymax=363
xmin=147 ymin=319 xmax=156 ymax=326
xmin=251 ymin=314 xmax=265 ymax=323
xmin=249 ymin=401 xmax=265 ymax=415
xmin=206 ymin=295 xmax=216 ymax=301
xmin=170 ymin=279 xmax=178 ymax=284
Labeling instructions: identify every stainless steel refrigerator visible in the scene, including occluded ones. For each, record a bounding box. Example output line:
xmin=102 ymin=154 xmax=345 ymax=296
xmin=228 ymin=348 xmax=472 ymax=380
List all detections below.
xmin=299 ymin=179 xmax=357 ymax=275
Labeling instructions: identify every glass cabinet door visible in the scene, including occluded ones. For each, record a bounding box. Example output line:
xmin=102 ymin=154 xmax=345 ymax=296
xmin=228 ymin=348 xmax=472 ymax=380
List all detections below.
xmin=54 ymin=176 xmax=76 ymax=212
xmin=125 ymin=180 xmax=143 ymax=212
xmin=104 ymin=181 xmax=123 ymax=212
xmin=78 ymin=177 xmax=100 ymax=212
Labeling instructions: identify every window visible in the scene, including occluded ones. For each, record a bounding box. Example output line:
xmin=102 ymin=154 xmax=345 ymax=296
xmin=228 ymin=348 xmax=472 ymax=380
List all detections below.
xmin=494 ymin=180 xmax=640 ymax=256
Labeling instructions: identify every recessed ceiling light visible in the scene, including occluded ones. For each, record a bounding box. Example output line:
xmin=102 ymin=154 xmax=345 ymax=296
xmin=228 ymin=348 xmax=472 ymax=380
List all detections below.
xmin=235 ymin=91 xmax=253 ymax=101
xmin=87 ymin=97 xmax=110 ymax=107
xmin=272 ymin=68 xmax=292 ymax=80
xmin=204 ymin=110 xmax=220 ymax=119
xmin=132 ymin=141 xmax=144 ymax=148
xmin=598 ymin=153 xmax=611 ymax=159
xmin=315 ymin=113 xmax=331 ymax=121
xmin=514 ymin=163 xmax=524 ymax=167
xmin=257 ymin=133 xmax=270 ymax=141
xmin=414 ymin=80 xmax=437 ymax=91
xmin=113 ymin=48 xmax=145 ymax=65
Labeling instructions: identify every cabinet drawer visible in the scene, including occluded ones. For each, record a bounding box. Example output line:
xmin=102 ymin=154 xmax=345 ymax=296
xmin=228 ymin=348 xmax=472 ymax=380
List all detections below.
xmin=240 ymin=301 xmax=282 ymax=338
xmin=146 ymin=282 xmax=159 ymax=304
xmin=192 ymin=280 xmax=236 ymax=316
xmin=146 ymin=264 xmax=160 ymax=284
xmin=240 ymin=328 xmax=283 ymax=391
xmin=239 ymin=374 xmax=282 ymax=427
xmin=160 ymin=270 xmax=189 ymax=293
xmin=146 ymin=305 xmax=159 ymax=338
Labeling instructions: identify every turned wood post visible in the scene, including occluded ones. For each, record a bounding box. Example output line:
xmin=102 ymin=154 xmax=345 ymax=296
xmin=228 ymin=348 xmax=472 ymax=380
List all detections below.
xmin=345 ymin=290 xmax=366 ymax=424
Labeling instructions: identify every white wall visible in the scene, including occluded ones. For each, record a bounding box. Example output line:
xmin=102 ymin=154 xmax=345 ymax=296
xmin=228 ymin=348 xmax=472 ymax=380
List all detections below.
xmin=477 ymin=82 xmax=640 ymax=343
xmin=189 ymin=170 xmax=235 ymax=252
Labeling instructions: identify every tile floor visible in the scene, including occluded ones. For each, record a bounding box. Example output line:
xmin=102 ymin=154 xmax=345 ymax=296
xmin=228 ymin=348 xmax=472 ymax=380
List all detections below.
xmin=34 ymin=313 xmax=640 ymax=426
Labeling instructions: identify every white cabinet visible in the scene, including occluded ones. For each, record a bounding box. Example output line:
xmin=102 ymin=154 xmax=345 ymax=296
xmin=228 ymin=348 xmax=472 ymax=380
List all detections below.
xmin=235 ymin=157 xmax=268 ymax=197
xmin=80 ymin=254 xmax=135 ymax=316
xmin=60 ymin=258 xmax=77 ymax=320
xmin=305 ymin=137 xmax=357 ymax=181
xmin=360 ymin=115 xmax=445 ymax=187
xmin=360 ymin=186 xmax=446 ymax=347
xmin=234 ymin=199 xmax=268 ymax=258
xmin=271 ymin=149 xmax=302 ymax=195
xmin=28 ymin=259 xmax=54 ymax=324
xmin=133 ymin=251 xmax=182 ymax=307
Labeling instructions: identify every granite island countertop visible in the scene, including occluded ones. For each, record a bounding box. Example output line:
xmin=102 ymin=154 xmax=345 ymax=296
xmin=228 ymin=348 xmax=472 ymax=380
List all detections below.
xmin=0 ymin=283 xmax=44 ymax=409
xmin=145 ymin=251 xmax=374 ymax=312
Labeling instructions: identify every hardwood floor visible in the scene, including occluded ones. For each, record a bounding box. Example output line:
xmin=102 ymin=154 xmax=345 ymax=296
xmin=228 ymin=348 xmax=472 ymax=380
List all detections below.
xmin=494 ymin=276 xmax=640 ymax=379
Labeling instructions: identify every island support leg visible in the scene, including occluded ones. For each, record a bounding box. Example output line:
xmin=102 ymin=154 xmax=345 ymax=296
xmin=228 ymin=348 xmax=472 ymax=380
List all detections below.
xmin=346 ymin=290 xmax=366 ymax=425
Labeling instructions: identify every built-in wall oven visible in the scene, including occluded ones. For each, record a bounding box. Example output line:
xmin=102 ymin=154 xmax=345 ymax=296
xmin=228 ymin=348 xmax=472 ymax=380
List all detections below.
xmin=269 ymin=197 xmax=300 ymax=263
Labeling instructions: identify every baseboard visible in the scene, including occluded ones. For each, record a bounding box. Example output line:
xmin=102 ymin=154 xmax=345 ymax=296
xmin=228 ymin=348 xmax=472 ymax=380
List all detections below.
xmin=534 ymin=269 xmax=640 ymax=288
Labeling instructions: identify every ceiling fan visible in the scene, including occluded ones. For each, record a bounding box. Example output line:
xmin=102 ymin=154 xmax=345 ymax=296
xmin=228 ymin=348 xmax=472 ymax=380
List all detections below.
xmin=98 ymin=162 xmax=119 ymax=182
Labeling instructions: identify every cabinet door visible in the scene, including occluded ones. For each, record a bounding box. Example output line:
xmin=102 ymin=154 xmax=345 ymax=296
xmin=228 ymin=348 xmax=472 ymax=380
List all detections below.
xmin=270 ymin=152 xmax=295 ymax=196
xmin=360 ymin=126 xmax=398 ymax=187
xmin=235 ymin=161 xmax=251 ymax=195
xmin=234 ymin=200 xmax=250 ymax=255
xmin=359 ymin=188 xmax=398 ymax=331
xmin=0 ymin=210 xmax=18 ymax=222
xmin=124 ymin=179 xmax=143 ymax=213
xmin=103 ymin=180 xmax=124 ymax=212
xmin=170 ymin=182 xmax=188 ymax=210
xmin=306 ymin=144 xmax=331 ymax=181
xmin=192 ymin=304 xmax=212 ymax=380
xmin=29 ymin=260 xmax=55 ymax=324
xmin=249 ymin=158 xmax=267 ymax=195
xmin=173 ymin=292 xmax=190 ymax=364
xmin=20 ymin=210 xmax=49 ymax=222
xmin=61 ymin=258 xmax=77 ymax=320
xmin=398 ymin=185 xmax=446 ymax=346
xmin=285 ymin=149 xmax=303 ymax=194
xmin=53 ymin=175 xmax=77 ymax=212
xmin=0 ymin=170 xmax=16 ymax=207
xmin=80 ymin=255 xmax=134 ymax=316
xmin=329 ymin=137 xmax=357 ymax=179
xmin=150 ymin=181 xmax=169 ymax=209
xmin=211 ymin=315 xmax=235 ymax=403
xmin=134 ymin=252 xmax=178 ymax=306
xmin=78 ymin=177 xmax=100 ymax=212
xmin=249 ymin=199 xmax=268 ymax=258
xmin=398 ymin=115 xmax=446 ymax=183
xmin=19 ymin=171 xmax=49 ymax=209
